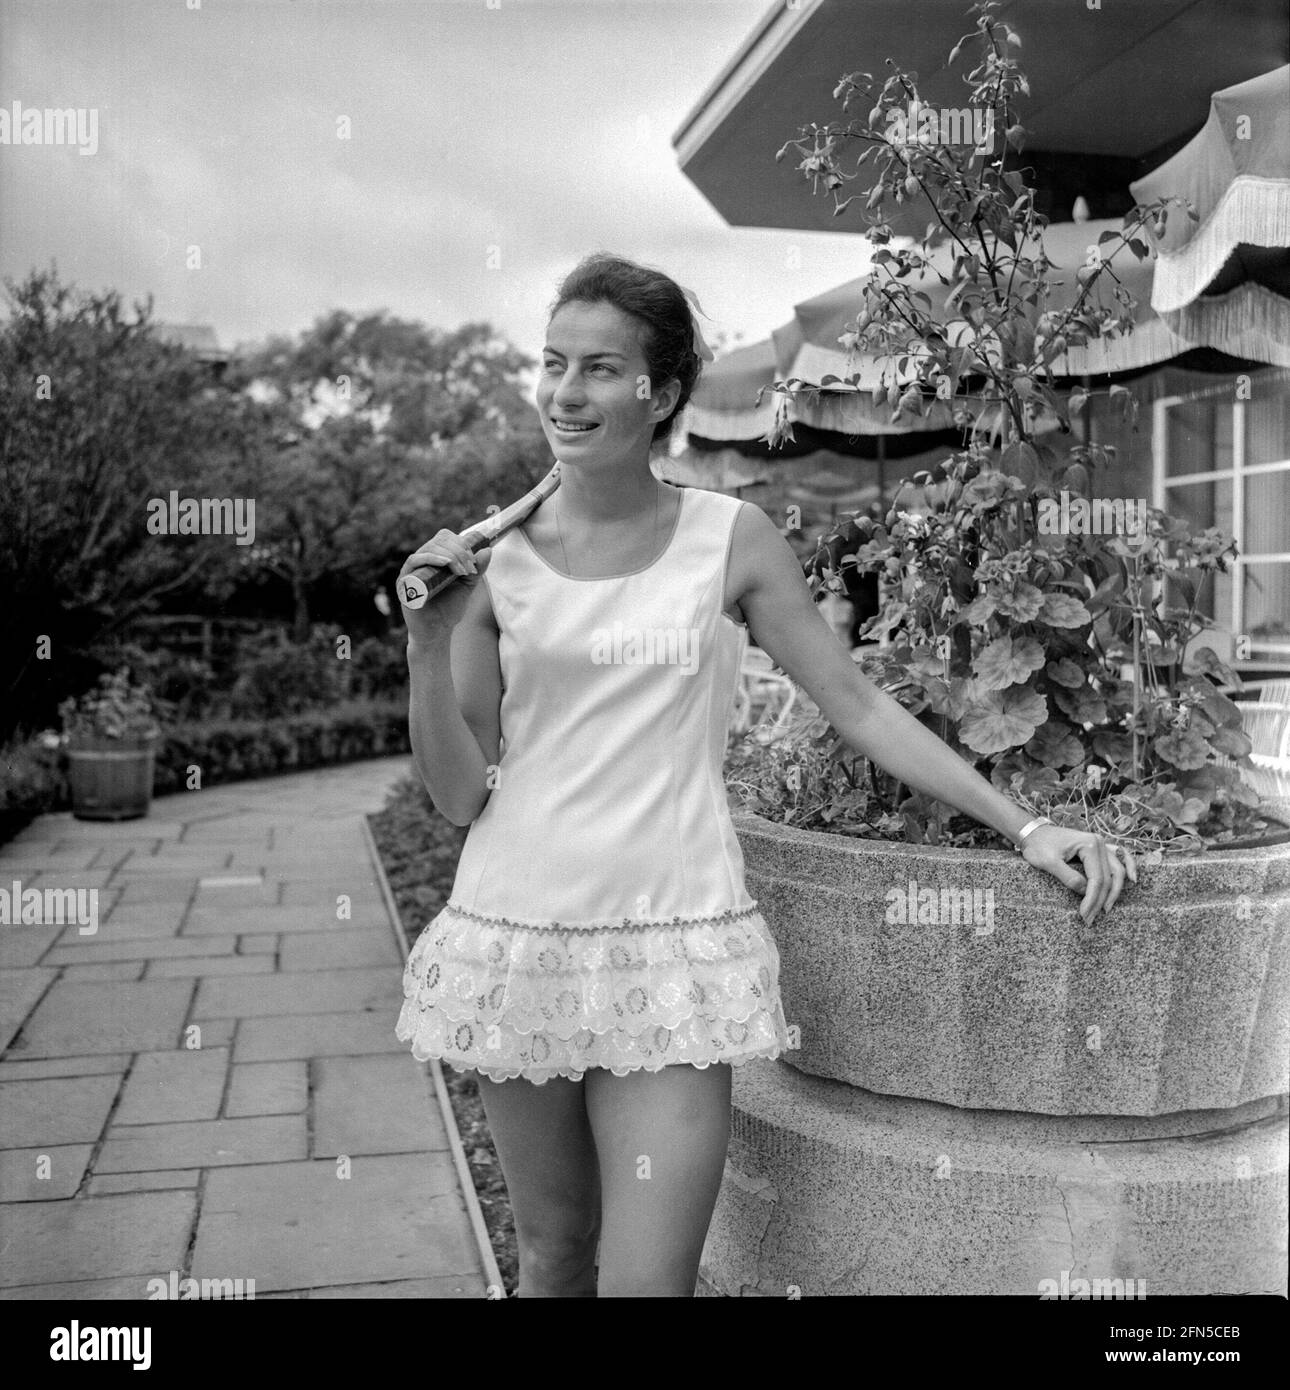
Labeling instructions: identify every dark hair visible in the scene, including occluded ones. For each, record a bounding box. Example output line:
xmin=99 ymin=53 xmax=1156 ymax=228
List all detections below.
xmin=548 ymin=253 xmax=704 ymax=448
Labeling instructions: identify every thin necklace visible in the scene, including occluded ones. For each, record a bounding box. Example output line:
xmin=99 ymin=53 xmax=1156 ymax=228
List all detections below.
xmin=555 ymin=484 xmax=663 ymax=577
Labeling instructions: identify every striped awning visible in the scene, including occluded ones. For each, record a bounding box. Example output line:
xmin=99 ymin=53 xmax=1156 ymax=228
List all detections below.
xmin=688 ymin=212 xmax=1290 ymax=443
xmin=1129 ymin=65 xmax=1290 ymax=351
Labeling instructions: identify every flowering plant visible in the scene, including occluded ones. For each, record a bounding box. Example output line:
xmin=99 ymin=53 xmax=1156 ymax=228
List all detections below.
xmin=58 ymin=668 xmax=163 ymax=746
xmin=732 ymin=1 xmax=1267 ymax=854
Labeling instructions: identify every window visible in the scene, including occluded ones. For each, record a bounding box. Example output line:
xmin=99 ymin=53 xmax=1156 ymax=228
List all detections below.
xmin=1153 ymin=372 xmax=1290 ymax=673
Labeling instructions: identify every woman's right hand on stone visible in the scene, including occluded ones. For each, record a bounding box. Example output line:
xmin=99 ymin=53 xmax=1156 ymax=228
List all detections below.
xmin=398 ymin=529 xmax=492 ymax=641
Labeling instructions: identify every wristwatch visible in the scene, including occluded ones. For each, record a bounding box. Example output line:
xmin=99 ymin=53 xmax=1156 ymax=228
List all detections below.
xmin=1014 ymin=815 xmax=1053 ymax=852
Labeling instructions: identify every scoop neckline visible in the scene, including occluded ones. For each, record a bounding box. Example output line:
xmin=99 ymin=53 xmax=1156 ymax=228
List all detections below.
xmin=518 ymin=484 xmax=687 ymax=581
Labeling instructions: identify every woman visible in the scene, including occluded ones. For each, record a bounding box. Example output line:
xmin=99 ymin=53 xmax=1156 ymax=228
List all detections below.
xmin=395 ymin=253 xmax=1133 ymax=1298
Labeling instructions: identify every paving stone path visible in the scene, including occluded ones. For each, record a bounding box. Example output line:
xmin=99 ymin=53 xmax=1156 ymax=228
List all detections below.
xmin=0 ymin=756 xmax=491 ymax=1299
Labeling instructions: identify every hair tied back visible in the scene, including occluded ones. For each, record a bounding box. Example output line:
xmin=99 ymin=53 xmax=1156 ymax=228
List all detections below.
xmin=678 ymin=283 xmax=716 ymax=363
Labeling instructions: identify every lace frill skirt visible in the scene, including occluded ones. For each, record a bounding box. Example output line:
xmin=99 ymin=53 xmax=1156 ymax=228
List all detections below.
xmin=395 ymin=899 xmax=791 ymax=1084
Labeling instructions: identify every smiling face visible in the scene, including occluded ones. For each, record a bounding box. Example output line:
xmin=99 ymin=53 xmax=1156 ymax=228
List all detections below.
xmin=537 ymin=299 xmax=680 ymax=468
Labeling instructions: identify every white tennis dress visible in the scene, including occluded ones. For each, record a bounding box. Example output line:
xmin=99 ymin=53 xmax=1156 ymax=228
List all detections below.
xmin=395 ymin=482 xmax=790 ymax=1084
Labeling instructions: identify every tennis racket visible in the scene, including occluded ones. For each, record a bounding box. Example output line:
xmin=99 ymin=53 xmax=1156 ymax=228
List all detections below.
xmin=396 ymin=461 xmax=563 ymax=610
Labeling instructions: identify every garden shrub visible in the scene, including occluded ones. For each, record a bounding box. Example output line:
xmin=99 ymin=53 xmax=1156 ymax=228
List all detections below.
xmin=0 ymin=697 xmax=411 ymax=846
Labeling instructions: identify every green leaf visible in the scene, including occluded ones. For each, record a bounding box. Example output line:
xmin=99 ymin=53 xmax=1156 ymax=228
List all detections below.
xmin=957 ymin=593 xmax=998 ymax=625
xmin=1025 ymin=720 xmax=1085 ymax=769
xmin=995 ymin=582 xmax=1044 ymax=622
xmin=1092 ymin=730 xmax=1132 ymax=769
xmin=1000 ymin=440 xmax=1039 ymax=477
xmin=1053 ymin=685 xmax=1108 ymax=725
xmin=972 ymin=634 xmax=1046 ymax=691
xmin=1154 ymin=726 xmax=1211 ymax=771
xmin=1184 ymin=644 xmax=1240 ymax=687
xmin=1038 ymin=592 xmax=1092 ymax=628
xmin=959 ymin=685 xmax=1048 ymax=755
xmin=1210 ymin=726 xmax=1253 ymax=757
xmin=1045 ymin=658 xmax=1085 ymax=690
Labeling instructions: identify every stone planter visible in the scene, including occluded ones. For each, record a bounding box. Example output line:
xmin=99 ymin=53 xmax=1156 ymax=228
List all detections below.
xmin=700 ymin=813 xmax=1290 ymax=1296
xmin=65 ymin=735 xmax=158 ymax=821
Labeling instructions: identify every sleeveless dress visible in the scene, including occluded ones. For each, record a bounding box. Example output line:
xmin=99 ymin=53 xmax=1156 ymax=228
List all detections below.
xmin=395 ymin=482 xmax=791 ymax=1084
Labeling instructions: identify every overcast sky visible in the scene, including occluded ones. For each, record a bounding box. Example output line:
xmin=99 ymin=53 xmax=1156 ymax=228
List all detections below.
xmin=1 ymin=0 xmax=873 ymax=369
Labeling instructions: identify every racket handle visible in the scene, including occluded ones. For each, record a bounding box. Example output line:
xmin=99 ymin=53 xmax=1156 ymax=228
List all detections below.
xmin=396 ymin=532 xmax=488 ymax=610
xmin=397 ymin=461 xmax=562 ymax=610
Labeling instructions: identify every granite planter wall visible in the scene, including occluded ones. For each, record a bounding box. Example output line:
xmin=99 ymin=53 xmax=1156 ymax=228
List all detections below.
xmin=700 ymin=813 xmax=1290 ymax=1296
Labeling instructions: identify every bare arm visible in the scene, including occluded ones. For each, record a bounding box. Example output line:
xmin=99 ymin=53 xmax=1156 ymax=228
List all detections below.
xmin=727 ymin=503 xmax=1130 ymax=920
xmin=403 ymin=545 xmax=502 ymax=827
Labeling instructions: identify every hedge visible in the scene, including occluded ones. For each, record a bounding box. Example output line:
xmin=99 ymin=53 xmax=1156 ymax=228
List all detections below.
xmin=0 ymin=698 xmax=411 ymax=847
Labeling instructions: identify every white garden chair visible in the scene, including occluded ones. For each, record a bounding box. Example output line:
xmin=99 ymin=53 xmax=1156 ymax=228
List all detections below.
xmin=732 ymin=647 xmax=797 ymax=744
xmin=1238 ymin=680 xmax=1290 ymax=801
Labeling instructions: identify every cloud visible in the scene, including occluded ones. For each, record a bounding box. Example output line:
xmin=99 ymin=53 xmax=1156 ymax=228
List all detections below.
xmin=2 ymin=0 xmax=870 ymax=360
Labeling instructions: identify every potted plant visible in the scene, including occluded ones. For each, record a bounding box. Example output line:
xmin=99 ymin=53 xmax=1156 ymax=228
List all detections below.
xmin=59 ymin=667 xmax=164 ymax=821
xmin=703 ymin=2 xmax=1289 ymax=1297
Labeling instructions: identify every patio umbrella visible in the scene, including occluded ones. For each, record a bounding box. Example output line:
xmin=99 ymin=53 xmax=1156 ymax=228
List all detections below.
xmin=688 ymin=217 xmax=1178 ymax=443
xmin=1129 ymin=65 xmax=1290 ymax=356
xmin=659 ymin=444 xmax=772 ymax=490
xmin=683 ymin=337 xmax=785 ymax=443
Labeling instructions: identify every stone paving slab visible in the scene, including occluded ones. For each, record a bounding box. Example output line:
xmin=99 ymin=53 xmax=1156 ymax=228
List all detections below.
xmin=87 ymin=1169 xmax=202 ymax=1196
xmin=46 ymin=818 xmax=186 ymax=841
xmin=283 ymin=1275 xmax=488 ymax=1297
xmin=61 ymin=962 xmax=147 ymax=981
xmin=1 ymin=1276 xmax=163 ymax=1299
xmin=0 ymin=848 xmax=103 ymax=872
xmin=192 ymin=1019 xmax=237 ymax=1049
xmin=0 ymin=822 xmax=61 ymax=844
xmin=97 ymin=1114 xmax=307 ymax=1172
xmin=236 ymin=934 xmax=279 ymax=954
xmin=0 ymin=1052 xmax=130 ymax=1081
xmin=226 ymin=848 xmax=367 ymax=869
xmin=126 ymin=844 xmax=236 ymax=862
xmin=45 ymin=935 xmax=240 ymax=965
xmin=225 ymin=1061 xmax=307 ymax=1117
xmin=15 ymin=978 xmax=193 ymax=1057
xmin=145 ymin=955 xmax=275 ymax=978
xmin=313 ymin=1055 xmax=451 ymax=1157
xmin=114 ymin=1047 xmax=230 ymax=1125
xmin=59 ymin=907 xmax=184 ymax=943
xmin=236 ymin=1010 xmax=410 ymax=1061
xmin=0 ymin=927 xmax=60 ymax=968
xmin=55 ymin=835 xmax=165 ymax=852
xmin=0 ymin=1072 xmax=122 ymax=1146
xmin=111 ymin=879 xmax=200 ymax=904
xmin=184 ymin=903 xmax=387 ymax=935
xmin=193 ymin=966 xmax=399 ymax=1020
xmin=0 ymin=967 xmax=58 ymax=1051
xmin=115 ymin=854 xmax=231 ymax=875
xmin=0 ymin=1144 xmax=94 ymax=1201
xmin=193 ymin=1154 xmax=473 ymax=1293
xmin=179 ymin=824 xmax=274 ymax=845
xmin=280 ymin=930 xmax=401 ymax=971
xmin=0 ymin=1190 xmax=197 ymax=1286
xmin=0 ymin=757 xmax=489 ymax=1299
xmin=189 ymin=883 xmax=280 ymax=910
xmin=26 ymin=868 xmax=119 ymax=891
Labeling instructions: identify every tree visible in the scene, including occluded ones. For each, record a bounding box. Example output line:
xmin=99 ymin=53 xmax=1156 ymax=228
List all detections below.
xmin=230 ymin=309 xmax=539 ymax=447
xmin=228 ymin=308 xmax=548 ymax=638
xmin=0 ymin=267 xmax=268 ymax=739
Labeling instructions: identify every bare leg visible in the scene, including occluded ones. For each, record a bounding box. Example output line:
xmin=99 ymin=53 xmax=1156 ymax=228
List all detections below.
xmin=584 ymin=1062 xmax=732 ymax=1297
xmin=476 ymin=1072 xmax=601 ymax=1297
